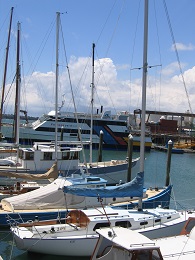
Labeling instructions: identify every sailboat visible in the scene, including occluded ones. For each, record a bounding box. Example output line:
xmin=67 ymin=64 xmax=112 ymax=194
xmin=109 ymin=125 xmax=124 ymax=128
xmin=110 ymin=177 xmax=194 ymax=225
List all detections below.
xmin=9 ymin=2 xmax=195 ymax=256
xmin=0 ymin=19 xmax=83 ymax=186
xmin=0 ymin=18 xmax=151 ymax=152
xmin=0 ymin=20 xmax=141 ymax=187
xmin=79 ymin=43 xmax=140 ymax=185
xmin=0 ymin=10 xmax=175 ymax=229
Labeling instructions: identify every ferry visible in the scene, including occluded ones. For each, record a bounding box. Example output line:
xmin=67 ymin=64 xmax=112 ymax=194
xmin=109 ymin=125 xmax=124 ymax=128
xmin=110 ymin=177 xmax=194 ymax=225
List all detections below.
xmin=2 ymin=109 xmax=152 ymax=151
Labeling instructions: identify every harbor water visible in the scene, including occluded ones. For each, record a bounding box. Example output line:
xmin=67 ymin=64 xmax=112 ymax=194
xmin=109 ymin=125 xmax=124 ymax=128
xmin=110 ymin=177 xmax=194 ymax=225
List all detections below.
xmin=0 ymin=149 xmax=195 ymax=259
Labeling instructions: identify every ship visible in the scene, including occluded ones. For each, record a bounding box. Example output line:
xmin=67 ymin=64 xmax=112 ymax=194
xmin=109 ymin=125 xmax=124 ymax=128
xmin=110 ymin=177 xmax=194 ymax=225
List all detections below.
xmin=2 ymin=108 xmax=152 ymax=151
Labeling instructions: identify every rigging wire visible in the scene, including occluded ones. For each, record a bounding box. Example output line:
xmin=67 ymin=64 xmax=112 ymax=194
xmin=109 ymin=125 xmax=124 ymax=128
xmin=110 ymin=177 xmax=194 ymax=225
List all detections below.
xmin=19 ymin=26 xmax=28 ymax=115
xmin=94 ymin=0 xmax=127 ymax=115
xmin=94 ymin=50 xmax=116 ymax=114
xmin=163 ymin=0 xmax=193 ymax=114
xmin=60 ymin=15 xmax=88 ymax=170
xmin=129 ymin=0 xmax=141 ymax=110
xmin=20 ymin=17 xmax=56 ymax=115
xmin=95 ymin=0 xmax=118 ymax=45
xmin=153 ymin=0 xmax=162 ymax=112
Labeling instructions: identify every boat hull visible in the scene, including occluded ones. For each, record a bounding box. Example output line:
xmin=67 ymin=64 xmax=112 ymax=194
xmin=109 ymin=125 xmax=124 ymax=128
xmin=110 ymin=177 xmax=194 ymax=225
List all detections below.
xmin=12 ymin=212 xmax=195 ymax=256
xmin=2 ymin=122 xmax=152 ymax=151
xmin=14 ymin=235 xmax=98 ymax=256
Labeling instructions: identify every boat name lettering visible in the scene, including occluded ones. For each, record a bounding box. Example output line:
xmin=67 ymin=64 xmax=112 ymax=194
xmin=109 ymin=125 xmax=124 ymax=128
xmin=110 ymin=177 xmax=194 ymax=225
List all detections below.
xmin=56 ymin=226 xmax=67 ymax=231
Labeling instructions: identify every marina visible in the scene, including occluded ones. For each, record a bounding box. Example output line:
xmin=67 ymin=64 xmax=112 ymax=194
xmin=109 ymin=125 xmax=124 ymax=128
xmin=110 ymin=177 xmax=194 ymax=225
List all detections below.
xmin=0 ymin=0 xmax=195 ymax=259
xmin=0 ymin=149 xmax=194 ymax=259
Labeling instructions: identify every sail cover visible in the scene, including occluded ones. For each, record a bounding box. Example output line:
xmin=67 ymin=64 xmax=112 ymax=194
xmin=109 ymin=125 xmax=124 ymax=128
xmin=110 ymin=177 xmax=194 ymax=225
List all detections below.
xmin=0 ymin=176 xmax=85 ymax=211
xmin=63 ymin=172 xmax=144 ymax=198
xmin=0 ymin=162 xmax=58 ymax=180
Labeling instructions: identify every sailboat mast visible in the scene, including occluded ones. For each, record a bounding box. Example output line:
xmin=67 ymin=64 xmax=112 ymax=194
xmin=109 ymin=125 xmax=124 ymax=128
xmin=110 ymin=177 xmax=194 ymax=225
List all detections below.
xmin=138 ymin=0 xmax=149 ymax=210
xmin=0 ymin=7 xmax=14 ymax=133
xmin=89 ymin=43 xmax=95 ymax=164
xmin=55 ymin=12 xmax=60 ymax=162
xmin=14 ymin=22 xmax=21 ymax=145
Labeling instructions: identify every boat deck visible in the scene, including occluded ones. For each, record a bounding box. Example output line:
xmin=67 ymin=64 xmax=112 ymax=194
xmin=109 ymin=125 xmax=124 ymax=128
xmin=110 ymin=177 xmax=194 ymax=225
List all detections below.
xmin=110 ymin=187 xmax=165 ymax=206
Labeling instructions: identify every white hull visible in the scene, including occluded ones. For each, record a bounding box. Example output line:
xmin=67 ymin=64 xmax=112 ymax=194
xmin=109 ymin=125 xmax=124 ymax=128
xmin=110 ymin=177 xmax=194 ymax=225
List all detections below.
xmin=11 ymin=209 xmax=195 ymax=256
xmin=12 ymin=218 xmax=191 ymax=256
xmin=15 ymin=235 xmax=98 ymax=256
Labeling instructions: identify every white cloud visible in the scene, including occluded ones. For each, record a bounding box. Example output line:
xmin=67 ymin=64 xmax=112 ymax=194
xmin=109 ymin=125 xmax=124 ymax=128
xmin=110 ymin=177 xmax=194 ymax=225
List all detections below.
xmin=171 ymin=43 xmax=195 ymax=51
xmin=115 ymin=63 xmax=130 ymax=71
xmin=161 ymin=62 xmax=186 ymax=76
xmin=4 ymin=56 xmax=195 ymax=117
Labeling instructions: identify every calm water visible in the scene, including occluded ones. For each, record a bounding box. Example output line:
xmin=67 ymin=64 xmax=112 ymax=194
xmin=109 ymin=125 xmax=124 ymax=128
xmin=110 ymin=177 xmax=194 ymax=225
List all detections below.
xmin=0 ymin=149 xmax=195 ymax=259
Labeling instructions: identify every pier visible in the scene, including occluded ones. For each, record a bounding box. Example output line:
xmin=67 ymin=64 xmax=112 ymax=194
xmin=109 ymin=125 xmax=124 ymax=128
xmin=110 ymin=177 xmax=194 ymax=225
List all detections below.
xmin=134 ymin=109 xmax=195 ymax=148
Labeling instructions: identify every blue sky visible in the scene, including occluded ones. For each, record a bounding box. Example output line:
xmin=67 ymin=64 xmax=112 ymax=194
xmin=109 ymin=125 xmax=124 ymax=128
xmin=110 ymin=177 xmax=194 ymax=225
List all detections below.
xmin=1 ymin=0 xmax=195 ymax=118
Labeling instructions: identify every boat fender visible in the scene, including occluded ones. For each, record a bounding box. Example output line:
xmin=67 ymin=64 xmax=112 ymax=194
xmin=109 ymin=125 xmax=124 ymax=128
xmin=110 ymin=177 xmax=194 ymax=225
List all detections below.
xmin=113 ymin=197 xmax=116 ymax=202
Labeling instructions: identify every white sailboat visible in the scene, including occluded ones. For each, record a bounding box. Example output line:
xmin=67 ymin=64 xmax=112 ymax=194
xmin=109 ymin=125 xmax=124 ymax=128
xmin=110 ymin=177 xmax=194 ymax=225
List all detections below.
xmin=0 ymin=16 xmax=84 ymax=186
xmin=9 ymin=2 xmax=195 ymax=257
xmin=0 ymin=35 xmax=140 ymax=186
xmin=0 ymin=12 xmax=153 ymax=227
xmin=10 ymin=206 xmax=195 ymax=256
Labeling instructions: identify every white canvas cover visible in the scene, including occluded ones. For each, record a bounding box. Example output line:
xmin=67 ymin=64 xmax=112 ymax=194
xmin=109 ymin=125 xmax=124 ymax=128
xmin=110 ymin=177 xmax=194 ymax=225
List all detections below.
xmin=1 ymin=176 xmax=84 ymax=212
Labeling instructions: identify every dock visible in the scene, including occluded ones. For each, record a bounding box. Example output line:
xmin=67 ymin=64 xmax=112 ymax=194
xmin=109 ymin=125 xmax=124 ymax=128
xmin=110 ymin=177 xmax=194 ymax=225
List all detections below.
xmin=152 ymin=144 xmax=195 ymax=154
xmin=134 ymin=109 xmax=195 ymax=148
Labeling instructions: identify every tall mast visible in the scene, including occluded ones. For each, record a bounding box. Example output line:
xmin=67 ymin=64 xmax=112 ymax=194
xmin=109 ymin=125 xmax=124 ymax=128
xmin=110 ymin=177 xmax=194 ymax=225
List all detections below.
xmin=89 ymin=43 xmax=95 ymax=164
xmin=138 ymin=0 xmax=149 ymax=210
xmin=0 ymin=7 xmax=14 ymax=133
xmin=55 ymin=12 xmax=60 ymax=163
xmin=14 ymin=22 xmax=21 ymax=145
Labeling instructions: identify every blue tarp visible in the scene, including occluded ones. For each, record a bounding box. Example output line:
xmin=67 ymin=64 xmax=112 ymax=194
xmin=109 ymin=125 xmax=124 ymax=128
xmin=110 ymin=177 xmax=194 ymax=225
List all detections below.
xmin=63 ymin=172 xmax=144 ymax=198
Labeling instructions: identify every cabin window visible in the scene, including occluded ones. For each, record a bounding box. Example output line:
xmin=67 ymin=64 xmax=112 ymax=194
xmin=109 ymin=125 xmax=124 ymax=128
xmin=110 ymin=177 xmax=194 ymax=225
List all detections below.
xmin=73 ymin=152 xmax=78 ymax=159
xmin=115 ymin=221 xmax=132 ymax=228
xmin=25 ymin=152 xmax=34 ymax=160
xmin=140 ymin=221 xmax=148 ymax=226
xmin=18 ymin=150 xmax=24 ymax=159
xmin=70 ymin=151 xmax=79 ymax=160
xmin=62 ymin=152 xmax=70 ymax=160
xmin=93 ymin=222 xmax=110 ymax=231
xmin=70 ymin=133 xmax=77 ymax=137
xmin=130 ymin=249 xmax=163 ymax=259
xmin=43 ymin=152 xmax=52 ymax=160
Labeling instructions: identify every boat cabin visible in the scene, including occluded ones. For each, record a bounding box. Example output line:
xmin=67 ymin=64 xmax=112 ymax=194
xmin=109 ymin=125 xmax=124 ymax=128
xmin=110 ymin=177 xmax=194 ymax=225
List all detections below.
xmin=91 ymin=226 xmax=163 ymax=260
xmin=16 ymin=142 xmax=82 ymax=172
